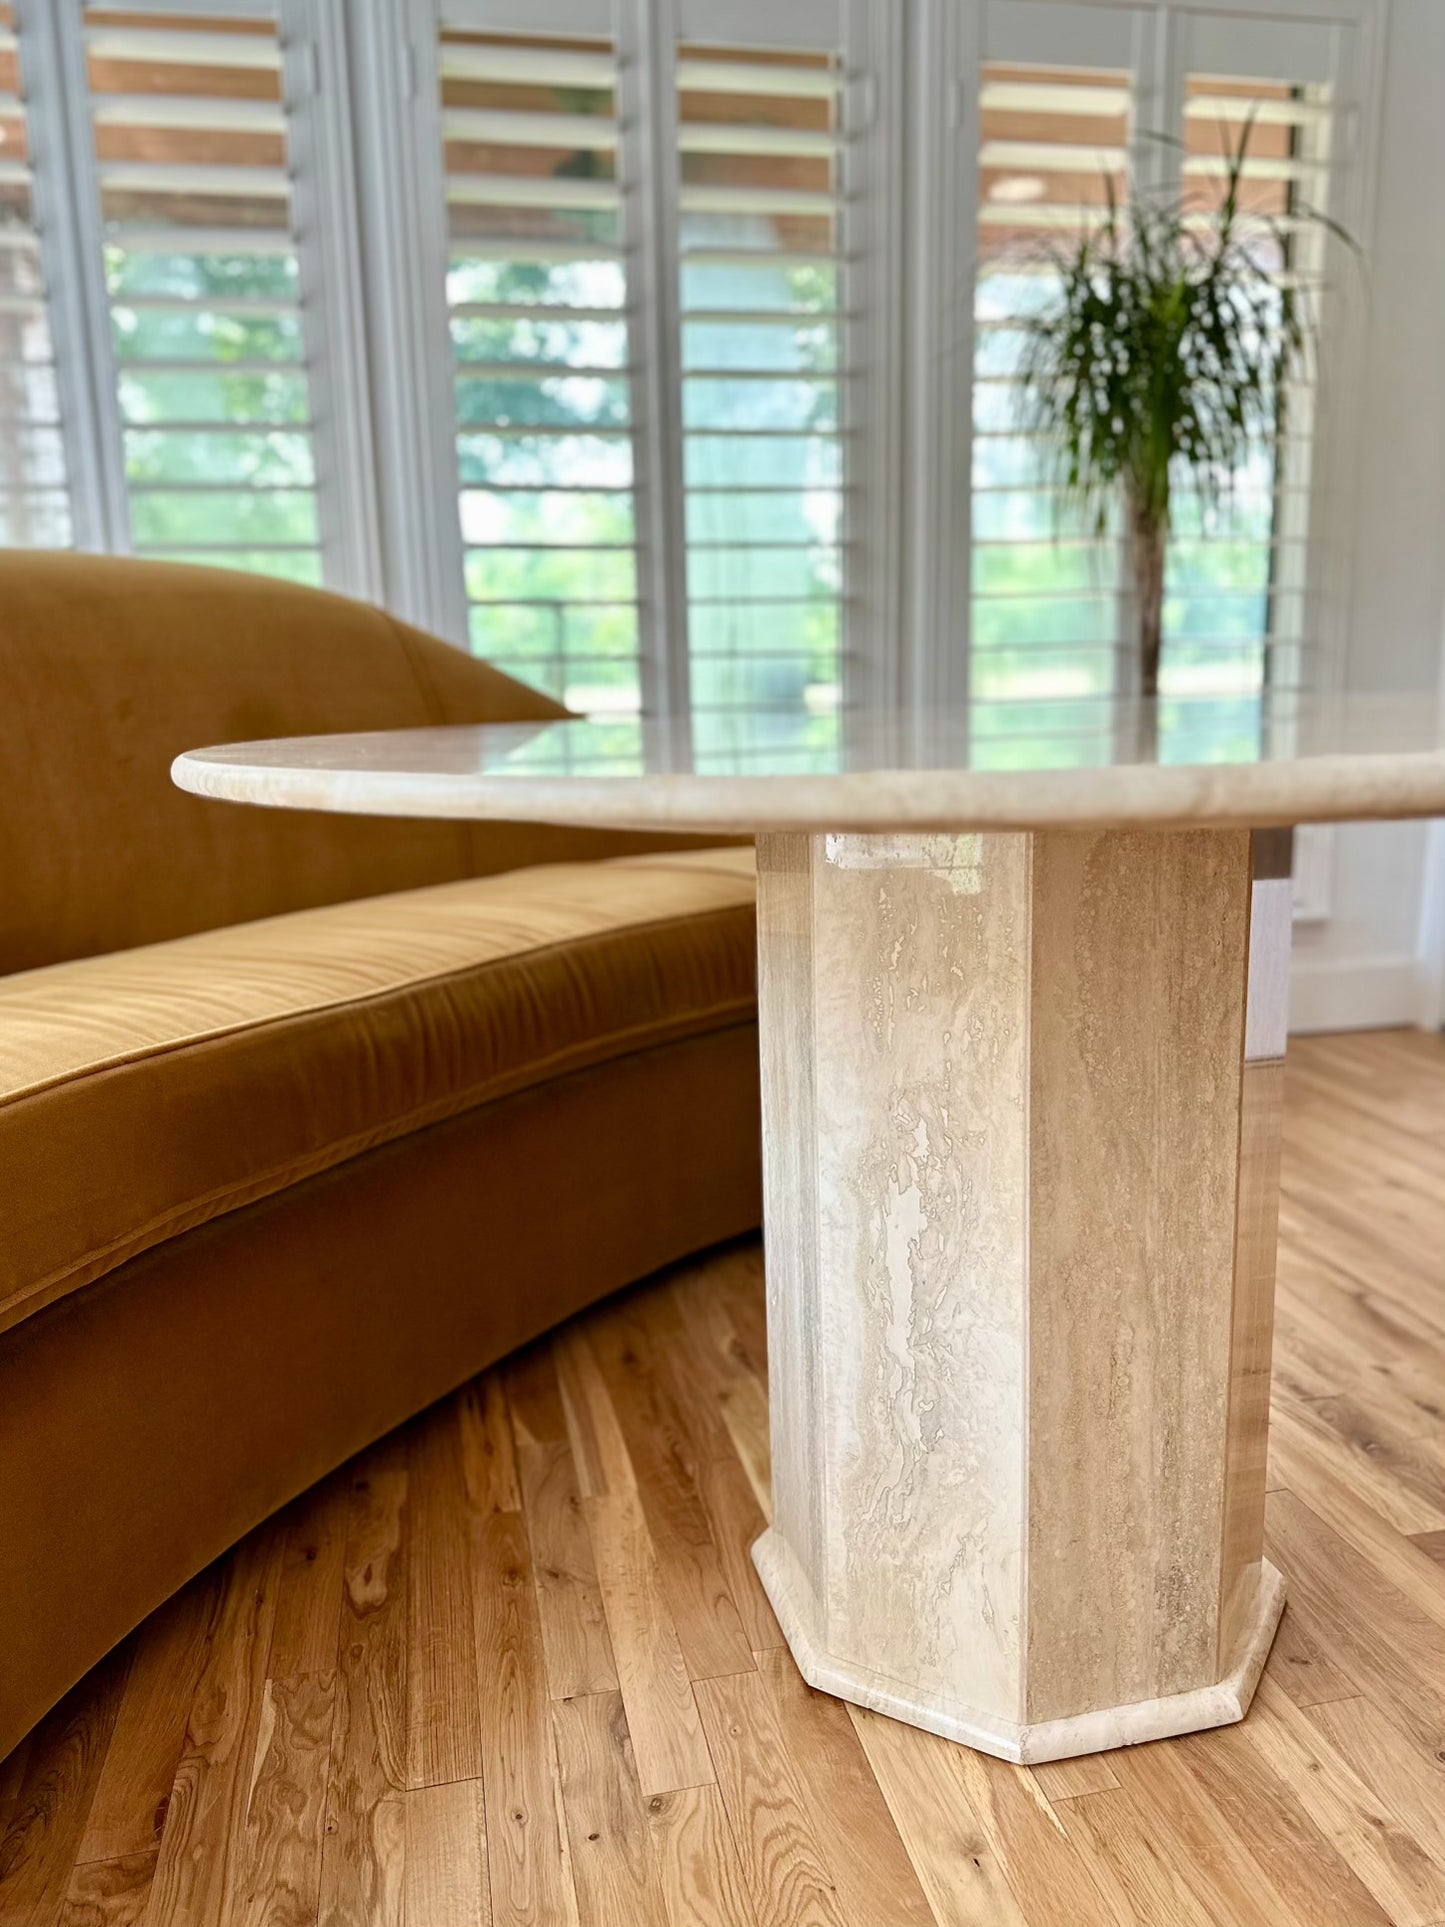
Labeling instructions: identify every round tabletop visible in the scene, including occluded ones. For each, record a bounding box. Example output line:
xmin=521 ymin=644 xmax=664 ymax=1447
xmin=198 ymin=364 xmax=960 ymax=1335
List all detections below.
xmin=171 ymin=694 xmax=1445 ymax=836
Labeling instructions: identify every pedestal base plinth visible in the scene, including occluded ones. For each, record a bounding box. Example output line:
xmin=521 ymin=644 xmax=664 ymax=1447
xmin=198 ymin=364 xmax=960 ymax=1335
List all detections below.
xmin=754 ymin=1529 xmax=1285 ymax=1764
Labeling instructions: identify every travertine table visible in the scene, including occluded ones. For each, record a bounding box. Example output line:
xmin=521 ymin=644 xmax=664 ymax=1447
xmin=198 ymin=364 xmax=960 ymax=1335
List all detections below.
xmin=175 ymin=696 xmax=1445 ymax=1763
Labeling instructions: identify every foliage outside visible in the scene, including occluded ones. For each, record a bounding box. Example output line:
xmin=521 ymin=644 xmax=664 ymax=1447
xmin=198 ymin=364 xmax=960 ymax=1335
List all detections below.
xmin=1011 ymin=116 xmax=1346 ymax=728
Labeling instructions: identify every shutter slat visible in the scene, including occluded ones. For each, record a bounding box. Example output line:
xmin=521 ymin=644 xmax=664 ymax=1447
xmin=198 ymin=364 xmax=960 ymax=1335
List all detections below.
xmin=83 ymin=26 xmax=281 ymax=70
xmin=444 ymin=173 xmax=618 ymax=211
xmin=442 ymin=107 xmax=618 ymax=150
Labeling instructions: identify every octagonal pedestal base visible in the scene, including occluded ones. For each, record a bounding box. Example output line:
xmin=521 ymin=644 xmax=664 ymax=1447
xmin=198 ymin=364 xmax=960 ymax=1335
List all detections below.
xmin=754 ymin=1530 xmax=1285 ymax=1764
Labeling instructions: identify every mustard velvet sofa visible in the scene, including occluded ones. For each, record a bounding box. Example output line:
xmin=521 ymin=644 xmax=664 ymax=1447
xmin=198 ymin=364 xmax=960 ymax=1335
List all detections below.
xmin=0 ymin=554 xmax=761 ymax=1763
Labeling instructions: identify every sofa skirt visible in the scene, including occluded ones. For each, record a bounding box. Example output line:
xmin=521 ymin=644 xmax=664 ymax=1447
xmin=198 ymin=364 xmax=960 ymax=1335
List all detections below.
xmin=0 ymin=1021 xmax=762 ymax=1763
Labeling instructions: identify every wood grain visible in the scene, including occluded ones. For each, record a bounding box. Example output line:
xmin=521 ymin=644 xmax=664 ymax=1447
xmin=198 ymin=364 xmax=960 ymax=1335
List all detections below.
xmin=470 ymin=1506 xmax=575 ymax=1926
xmin=551 ymin=1693 xmax=668 ymax=1927
xmin=1 ymin=1028 xmax=1442 ymax=1927
xmin=693 ymin=1669 xmax=847 ymax=1927
xmin=57 ymin=1851 xmax=157 ymax=1927
xmin=222 ymin=1671 xmax=335 ymax=1926
xmin=143 ymin=1523 xmax=285 ymax=1927
xmin=401 ymin=1777 xmax=489 ymax=1927
xmin=269 ymin=1477 xmax=348 ymax=1684
xmin=644 ymin=1784 xmax=758 ymax=1927
xmin=316 ymin=1436 xmax=409 ymax=1927
xmin=75 ymin=1576 xmax=219 ymax=1867
xmin=405 ymin=1408 xmax=482 ymax=1789
xmin=516 ymin=1439 xmax=618 ymax=1701
xmin=0 ymin=1655 xmax=128 ymax=1927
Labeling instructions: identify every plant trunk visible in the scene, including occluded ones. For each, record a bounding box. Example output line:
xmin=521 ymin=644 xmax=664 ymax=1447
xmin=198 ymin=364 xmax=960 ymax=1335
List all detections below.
xmin=1126 ymin=493 xmax=1167 ymax=760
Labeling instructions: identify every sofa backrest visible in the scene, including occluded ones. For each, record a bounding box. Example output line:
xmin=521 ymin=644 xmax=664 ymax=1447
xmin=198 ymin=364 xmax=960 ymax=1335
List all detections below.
xmin=0 ymin=554 xmax=577 ymax=973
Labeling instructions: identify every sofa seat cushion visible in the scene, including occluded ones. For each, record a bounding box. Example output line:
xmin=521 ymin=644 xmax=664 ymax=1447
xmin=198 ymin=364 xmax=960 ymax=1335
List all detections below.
xmin=0 ymin=847 xmax=756 ymax=1336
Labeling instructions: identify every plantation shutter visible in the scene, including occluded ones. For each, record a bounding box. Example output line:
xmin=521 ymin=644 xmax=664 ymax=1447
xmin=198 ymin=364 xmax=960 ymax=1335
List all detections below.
xmin=429 ymin=6 xmax=644 ymax=719
xmin=78 ymin=3 xmax=330 ymax=586
xmin=673 ymin=26 xmax=855 ymax=764
xmin=966 ymin=0 xmax=1143 ymax=761
xmin=0 ymin=7 xmax=73 ymax=548
xmin=1175 ymin=12 xmax=1360 ymax=713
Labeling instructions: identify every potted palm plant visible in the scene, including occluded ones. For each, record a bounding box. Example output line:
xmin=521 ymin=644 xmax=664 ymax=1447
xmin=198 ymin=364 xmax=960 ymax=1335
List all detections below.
xmin=1012 ymin=117 xmax=1349 ymax=742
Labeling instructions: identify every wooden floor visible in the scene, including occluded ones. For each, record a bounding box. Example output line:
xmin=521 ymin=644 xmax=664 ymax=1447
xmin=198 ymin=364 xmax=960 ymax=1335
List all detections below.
xmin=2 ymin=1030 xmax=1444 ymax=1927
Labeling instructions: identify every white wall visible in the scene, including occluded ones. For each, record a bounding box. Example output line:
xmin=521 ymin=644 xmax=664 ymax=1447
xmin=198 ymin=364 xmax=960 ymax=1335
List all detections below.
xmin=1289 ymin=0 xmax=1445 ymax=1033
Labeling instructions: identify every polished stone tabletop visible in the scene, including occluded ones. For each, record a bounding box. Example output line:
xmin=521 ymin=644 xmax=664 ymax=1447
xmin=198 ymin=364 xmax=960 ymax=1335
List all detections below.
xmin=172 ymin=693 xmax=1445 ymax=835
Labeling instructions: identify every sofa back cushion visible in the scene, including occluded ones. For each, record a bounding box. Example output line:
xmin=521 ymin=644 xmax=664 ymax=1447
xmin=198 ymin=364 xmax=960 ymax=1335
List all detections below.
xmin=0 ymin=554 xmax=572 ymax=972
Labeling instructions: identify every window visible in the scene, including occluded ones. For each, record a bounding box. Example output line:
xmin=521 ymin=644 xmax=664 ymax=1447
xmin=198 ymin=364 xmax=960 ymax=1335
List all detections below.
xmin=955 ymin=3 xmax=1356 ymax=764
xmin=0 ymin=5 xmax=71 ymax=548
xmin=4 ymin=0 xmax=1370 ymax=745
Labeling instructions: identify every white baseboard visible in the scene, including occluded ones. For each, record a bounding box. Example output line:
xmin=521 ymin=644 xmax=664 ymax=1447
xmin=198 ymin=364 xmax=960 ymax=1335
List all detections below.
xmin=1288 ymin=956 xmax=1433 ymax=1034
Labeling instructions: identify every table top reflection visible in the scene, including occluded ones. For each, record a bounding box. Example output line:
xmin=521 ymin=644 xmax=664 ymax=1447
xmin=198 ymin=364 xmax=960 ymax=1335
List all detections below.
xmin=173 ymin=693 xmax=1445 ymax=836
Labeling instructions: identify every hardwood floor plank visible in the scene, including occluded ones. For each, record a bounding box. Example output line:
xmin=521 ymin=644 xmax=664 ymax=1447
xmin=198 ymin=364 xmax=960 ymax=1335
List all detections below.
xmin=1057 ymin=1788 xmax=1224 ymax=1927
xmin=1029 ymin=1754 xmax=1121 ymax=1801
xmin=711 ymin=1247 xmax=770 ymax=1388
xmin=1166 ymin=1722 xmax=1393 ymax=1927
xmin=401 ymin=1777 xmax=489 ymax=1927
xmin=557 ymin=1332 xmax=713 ymax=1796
xmin=1272 ymin=1395 xmax=1445 ymax=1535
xmin=660 ymin=1271 xmax=757 ymax=1466
xmin=1244 ymin=1676 xmax=1445 ymax=1926
xmin=470 ymin=1507 xmax=577 ymax=1927
xmin=714 ymin=1373 xmax=771 ymax=1525
xmin=0 ymin=1740 xmax=33 ymax=1848
xmin=553 ymin=1333 xmax=614 ymax=1501
xmin=57 ymin=1851 xmax=157 ymax=1927
xmin=695 ymin=1460 xmax=783 ymax=1655
xmin=552 ymin=1693 xmax=668 ymax=1927
xmin=581 ymin=1491 xmax=715 ymax=1798
xmin=847 ymin=1708 xmax=1029 ymax=1927
xmin=693 ymin=1670 xmax=848 ymax=1927
xmin=501 ymin=1342 xmax=569 ymax=1451
xmin=946 ymin=1740 xmax=1143 ymax=1925
xmin=644 ymin=1785 xmax=758 ymax=1927
xmin=76 ymin=1574 xmax=220 ymax=1866
xmin=1261 ymin=1604 xmax=1360 ymax=1708
xmin=752 ymin=1652 xmax=935 ymax=1927
xmin=459 ymin=1375 xmax=523 ymax=1518
xmin=0 ymin=1654 xmax=128 ymax=1927
xmin=221 ymin=1670 xmax=335 ymax=1927
xmin=143 ymin=1524 xmax=285 ymax=1927
xmin=589 ymin=1304 xmax=756 ymax=1682
xmin=316 ymin=1436 xmax=410 ymax=1927
xmin=1306 ymin=1695 xmax=1445 ymax=1871
xmin=1268 ymin=1426 xmax=1445 ymax=1634
xmin=1413 ymin=1528 xmax=1445 ymax=1567
xmin=268 ymin=1475 xmax=349 ymax=1683
xmin=515 ymin=1440 xmax=618 ymax=1701
xmin=1264 ymin=1490 xmax=1445 ymax=1750
xmin=405 ymin=1405 xmax=482 ymax=1790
